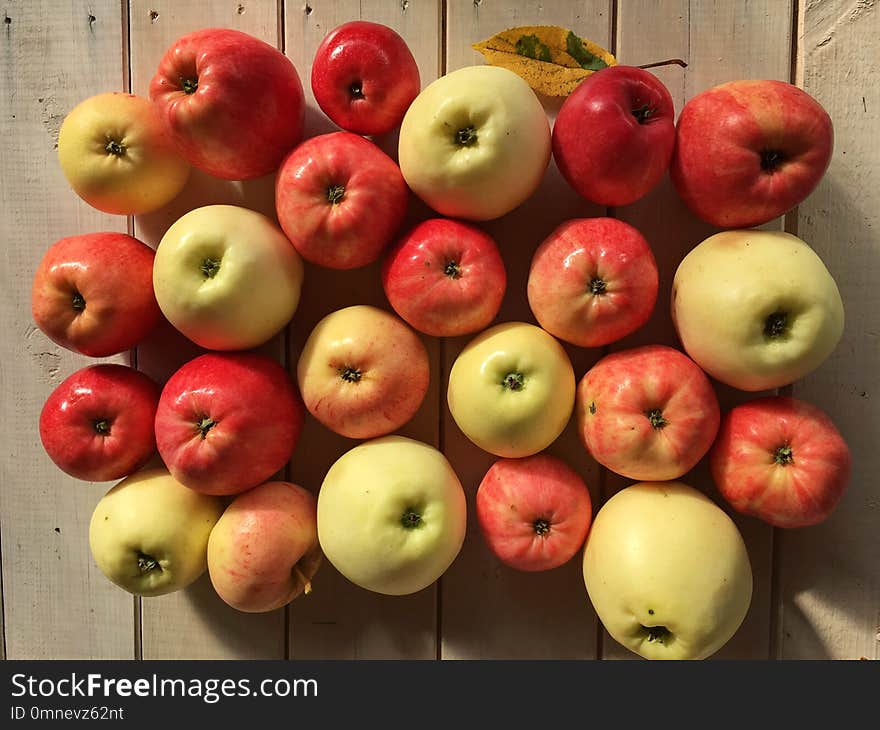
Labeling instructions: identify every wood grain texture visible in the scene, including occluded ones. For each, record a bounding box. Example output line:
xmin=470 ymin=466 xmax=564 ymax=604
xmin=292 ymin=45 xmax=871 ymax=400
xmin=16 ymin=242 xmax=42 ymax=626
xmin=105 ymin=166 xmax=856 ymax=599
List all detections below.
xmin=128 ymin=0 xmax=288 ymax=659
xmin=285 ymin=0 xmax=444 ymax=659
xmin=779 ymin=0 xmax=880 ymax=660
xmin=0 ymin=0 xmax=135 ymax=659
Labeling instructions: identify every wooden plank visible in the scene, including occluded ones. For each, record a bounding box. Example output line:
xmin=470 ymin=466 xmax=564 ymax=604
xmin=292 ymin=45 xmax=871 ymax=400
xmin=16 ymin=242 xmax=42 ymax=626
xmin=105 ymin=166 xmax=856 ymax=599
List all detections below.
xmin=610 ymin=0 xmax=794 ymax=660
xmin=285 ymin=0 xmax=443 ymax=659
xmin=128 ymin=0 xmax=287 ymax=659
xmin=0 ymin=0 xmax=134 ymax=659
xmin=440 ymin=0 xmax=612 ymax=660
xmin=778 ymin=0 xmax=880 ymax=660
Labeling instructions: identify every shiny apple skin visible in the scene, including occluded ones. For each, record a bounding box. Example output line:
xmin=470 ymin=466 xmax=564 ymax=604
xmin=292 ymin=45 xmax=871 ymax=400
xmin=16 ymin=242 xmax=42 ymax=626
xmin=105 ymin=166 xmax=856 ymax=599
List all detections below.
xmin=208 ymin=481 xmax=322 ymax=613
xmin=382 ymin=218 xmax=507 ymax=337
xmin=297 ymin=305 xmax=430 ymax=439
xmin=710 ymin=396 xmax=850 ymax=528
xmin=671 ymin=80 xmax=834 ymax=228
xmin=149 ymin=28 xmax=305 ymax=180
xmin=528 ymin=218 xmax=658 ymax=347
xmin=275 ymin=132 xmax=409 ymax=269
xmin=155 ymin=352 xmax=304 ymax=496
xmin=39 ymin=364 xmax=160 ymax=482
xmin=311 ymin=21 xmax=420 ymax=136
xmin=552 ymin=65 xmax=676 ymax=207
xmin=477 ymin=454 xmax=592 ymax=572
xmin=31 ymin=233 xmax=161 ymax=358
xmin=577 ymin=345 xmax=721 ymax=481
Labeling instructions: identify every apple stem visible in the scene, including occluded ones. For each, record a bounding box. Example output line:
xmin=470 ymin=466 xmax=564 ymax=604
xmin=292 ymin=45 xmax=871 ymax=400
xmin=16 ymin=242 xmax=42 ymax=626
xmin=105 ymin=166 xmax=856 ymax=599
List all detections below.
xmin=760 ymin=148 xmax=785 ymax=172
xmin=327 ymin=184 xmax=346 ymax=204
xmin=502 ymin=372 xmax=525 ymax=391
xmin=93 ymin=419 xmax=111 ymax=436
xmin=181 ymin=77 xmax=198 ymax=95
xmin=444 ymin=260 xmax=462 ymax=279
xmin=774 ymin=445 xmax=795 ymax=466
xmin=637 ymin=58 xmax=688 ymax=70
xmin=455 ymin=126 xmax=478 ymax=147
xmin=105 ymin=139 xmax=126 ymax=156
xmin=292 ymin=565 xmax=312 ymax=595
xmin=196 ymin=417 xmax=217 ymax=439
xmin=631 ymin=105 xmax=654 ymax=124
xmin=646 ymin=408 xmax=667 ymax=429
xmin=71 ymin=291 xmax=85 ymax=312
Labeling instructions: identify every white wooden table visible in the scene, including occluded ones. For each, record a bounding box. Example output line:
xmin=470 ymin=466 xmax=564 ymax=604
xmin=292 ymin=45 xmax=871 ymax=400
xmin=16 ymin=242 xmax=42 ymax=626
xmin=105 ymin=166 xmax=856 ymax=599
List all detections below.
xmin=1 ymin=0 xmax=877 ymax=660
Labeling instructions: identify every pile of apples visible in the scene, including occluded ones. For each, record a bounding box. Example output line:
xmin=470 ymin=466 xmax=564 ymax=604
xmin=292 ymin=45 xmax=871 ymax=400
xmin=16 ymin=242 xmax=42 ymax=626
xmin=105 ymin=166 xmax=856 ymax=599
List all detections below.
xmin=31 ymin=21 xmax=851 ymax=660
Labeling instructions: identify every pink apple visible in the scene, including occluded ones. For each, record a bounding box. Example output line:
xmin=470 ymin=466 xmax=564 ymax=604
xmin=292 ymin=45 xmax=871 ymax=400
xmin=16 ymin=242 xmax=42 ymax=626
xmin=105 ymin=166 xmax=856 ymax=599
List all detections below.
xmin=275 ymin=132 xmax=409 ymax=269
xmin=577 ymin=345 xmax=720 ymax=481
xmin=39 ymin=364 xmax=160 ymax=482
xmin=31 ymin=233 xmax=161 ymax=358
xmin=150 ymin=28 xmax=304 ymax=180
xmin=208 ymin=481 xmax=322 ymax=613
xmin=528 ymin=218 xmax=658 ymax=347
xmin=553 ymin=65 xmax=676 ymax=207
xmin=710 ymin=396 xmax=850 ymax=528
xmin=155 ymin=352 xmax=304 ymax=496
xmin=297 ymin=305 xmax=430 ymax=439
xmin=671 ymin=79 xmax=834 ymax=228
xmin=477 ymin=454 xmax=592 ymax=572
xmin=311 ymin=21 xmax=420 ymax=136
xmin=382 ymin=218 xmax=507 ymax=337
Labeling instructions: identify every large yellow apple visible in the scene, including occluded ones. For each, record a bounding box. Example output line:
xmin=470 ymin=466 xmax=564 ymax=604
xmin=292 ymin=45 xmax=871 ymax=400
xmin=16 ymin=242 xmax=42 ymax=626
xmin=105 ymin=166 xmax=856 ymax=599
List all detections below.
xmin=89 ymin=468 xmax=224 ymax=597
xmin=153 ymin=205 xmax=304 ymax=350
xmin=398 ymin=65 xmax=551 ymax=221
xmin=583 ymin=482 xmax=753 ymax=660
xmin=58 ymin=92 xmax=190 ymax=215
xmin=672 ymin=229 xmax=844 ymax=391
xmin=447 ymin=322 xmax=575 ymax=457
xmin=317 ymin=436 xmax=466 ymax=596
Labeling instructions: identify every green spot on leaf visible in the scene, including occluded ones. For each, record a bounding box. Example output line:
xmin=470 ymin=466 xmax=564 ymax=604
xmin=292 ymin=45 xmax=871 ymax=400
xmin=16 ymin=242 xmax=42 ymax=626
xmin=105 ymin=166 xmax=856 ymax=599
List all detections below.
xmin=566 ymin=30 xmax=608 ymax=71
xmin=516 ymin=34 xmax=552 ymax=62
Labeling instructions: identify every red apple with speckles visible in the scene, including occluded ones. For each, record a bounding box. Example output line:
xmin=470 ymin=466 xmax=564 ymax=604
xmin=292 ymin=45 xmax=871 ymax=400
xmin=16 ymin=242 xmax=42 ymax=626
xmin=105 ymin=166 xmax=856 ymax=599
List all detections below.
xmin=275 ymin=132 xmax=409 ymax=269
xmin=477 ymin=454 xmax=592 ymax=572
xmin=552 ymin=65 xmax=676 ymax=207
xmin=208 ymin=481 xmax=322 ymax=613
xmin=382 ymin=218 xmax=506 ymax=337
xmin=155 ymin=352 xmax=303 ymax=496
xmin=150 ymin=28 xmax=304 ymax=180
xmin=39 ymin=364 xmax=160 ymax=482
xmin=577 ymin=345 xmax=720 ymax=481
xmin=528 ymin=218 xmax=658 ymax=347
xmin=671 ymin=79 xmax=834 ymax=227
xmin=710 ymin=396 xmax=850 ymax=528
xmin=31 ymin=233 xmax=161 ymax=358
xmin=311 ymin=21 xmax=420 ymax=136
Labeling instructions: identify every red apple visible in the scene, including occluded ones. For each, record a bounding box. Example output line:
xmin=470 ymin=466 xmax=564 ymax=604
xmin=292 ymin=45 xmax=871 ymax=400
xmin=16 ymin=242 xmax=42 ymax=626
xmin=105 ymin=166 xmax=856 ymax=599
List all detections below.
xmin=149 ymin=28 xmax=304 ymax=180
xmin=671 ymin=79 xmax=834 ymax=228
xmin=577 ymin=344 xmax=720 ymax=481
xmin=311 ymin=21 xmax=420 ymax=136
xmin=155 ymin=352 xmax=303 ymax=496
xmin=31 ymin=233 xmax=161 ymax=358
xmin=528 ymin=218 xmax=658 ymax=347
xmin=552 ymin=66 xmax=676 ymax=207
xmin=297 ymin=305 xmax=429 ymax=439
xmin=208 ymin=481 xmax=322 ymax=613
xmin=275 ymin=132 xmax=409 ymax=269
xmin=477 ymin=454 xmax=592 ymax=572
xmin=39 ymin=364 xmax=160 ymax=482
xmin=382 ymin=218 xmax=507 ymax=337
xmin=710 ymin=396 xmax=850 ymax=528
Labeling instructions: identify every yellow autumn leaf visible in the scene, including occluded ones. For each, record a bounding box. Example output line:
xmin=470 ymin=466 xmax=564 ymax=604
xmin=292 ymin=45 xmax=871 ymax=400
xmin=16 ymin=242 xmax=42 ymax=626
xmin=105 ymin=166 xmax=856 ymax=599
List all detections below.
xmin=473 ymin=25 xmax=617 ymax=98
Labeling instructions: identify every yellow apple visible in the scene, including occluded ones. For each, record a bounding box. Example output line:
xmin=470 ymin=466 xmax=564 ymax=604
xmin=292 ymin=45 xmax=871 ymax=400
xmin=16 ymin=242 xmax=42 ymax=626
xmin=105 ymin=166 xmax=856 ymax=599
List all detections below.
xmin=447 ymin=322 xmax=575 ymax=457
xmin=58 ymin=92 xmax=190 ymax=215
xmin=583 ymin=482 xmax=753 ymax=660
xmin=317 ymin=436 xmax=466 ymax=595
xmin=398 ymin=65 xmax=551 ymax=221
xmin=672 ymin=229 xmax=844 ymax=391
xmin=153 ymin=204 xmax=304 ymax=350
xmin=89 ymin=468 xmax=224 ymax=597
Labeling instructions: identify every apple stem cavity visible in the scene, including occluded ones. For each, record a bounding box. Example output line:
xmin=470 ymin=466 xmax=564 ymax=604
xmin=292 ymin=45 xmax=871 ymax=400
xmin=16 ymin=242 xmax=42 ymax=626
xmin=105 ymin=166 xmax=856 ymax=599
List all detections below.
xmin=631 ymin=105 xmax=654 ymax=124
xmin=196 ymin=417 xmax=217 ymax=439
xmin=588 ymin=276 xmax=607 ymax=295
xmin=349 ymin=80 xmax=364 ymax=100
xmin=774 ymin=445 xmax=795 ymax=466
xmin=137 ymin=552 xmax=161 ymax=575
xmin=339 ymin=366 xmax=362 ymax=383
xmin=642 ymin=624 xmax=671 ymax=644
xmin=444 ymin=260 xmax=462 ymax=279
xmin=200 ymin=257 xmax=221 ymax=279
xmin=93 ymin=419 xmax=111 ymax=436
xmin=104 ymin=139 xmax=126 ymax=156
xmin=646 ymin=408 xmax=667 ymax=429
xmin=292 ymin=565 xmax=313 ymax=595
xmin=502 ymin=372 xmax=525 ymax=391
xmin=327 ymin=184 xmax=346 ymax=204
xmin=760 ymin=148 xmax=785 ymax=173
xmin=71 ymin=291 xmax=86 ymax=312
xmin=764 ymin=311 xmax=789 ymax=339
xmin=533 ymin=518 xmax=551 ymax=536
xmin=181 ymin=77 xmax=198 ymax=95
xmin=455 ymin=126 xmax=478 ymax=147
xmin=400 ymin=508 xmax=423 ymax=530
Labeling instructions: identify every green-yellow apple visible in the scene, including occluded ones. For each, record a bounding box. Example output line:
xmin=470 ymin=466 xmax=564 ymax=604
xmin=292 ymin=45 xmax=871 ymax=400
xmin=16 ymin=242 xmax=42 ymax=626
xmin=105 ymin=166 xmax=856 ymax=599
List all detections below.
xmin=583 ymin=482 xmax=753 ymax=660
xmin=58 ymin=92 xmax=190 ymax=215
xmin=671 ymin=229 xmax=844 ymax=391
xmin=89 ymin=468 xmax=224 ymax=597
xmin=398 ymin=65 xmax=551 ymax=221
xmin=208 ymin=481 xmax=322 ymax=613
xmin=153 ymin=204 xmax=304 ymax=350
xmin=447 ymin=322 xmax=575 ymax=457
xmin=317 ymin=436 xmax=466 ymax=595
